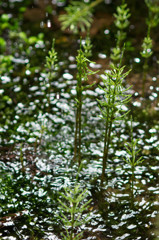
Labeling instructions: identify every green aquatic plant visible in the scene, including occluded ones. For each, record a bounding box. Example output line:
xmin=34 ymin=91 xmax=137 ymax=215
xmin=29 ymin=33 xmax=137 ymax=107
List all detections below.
xmin=59 ymin=0 xmax=103 ymax=33
xmin=98 ymin=60 xmax=132 ymax=185
xmin=110 ymin=2 xmax=131 ymax=62
xmin=140 ymin=36 xmax=153 ymax=96
xmin=124 ymin=117 xmax=144 ymax=196
xmin=45 ymin=39 xmax=58 ymax=111
xmin=58 ymin=184 xmax=92 ymax=240
xmin=140 ymin=36 xmax=153 ymax=60
xmin=74 ymin=41 xmax=97 ymax=165
xmin=145 ymin=0 xmax=159 ymax=27
xmin=83 ymin=34 xmax=92 ymax=58
xmin=140 ymin=0 xmax=159 ymax=96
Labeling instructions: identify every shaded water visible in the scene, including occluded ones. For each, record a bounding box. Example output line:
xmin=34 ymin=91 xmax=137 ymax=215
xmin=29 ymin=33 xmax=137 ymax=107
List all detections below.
xmin=0 ymin=0 xmax=159 ymax=239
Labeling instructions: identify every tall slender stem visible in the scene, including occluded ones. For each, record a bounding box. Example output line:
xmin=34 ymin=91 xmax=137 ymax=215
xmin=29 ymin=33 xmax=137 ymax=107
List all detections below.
xmin=88 ymin=0 xmax=103 ymax=9
xmin=101 ymin=118 xmax=109 ymax=185
xmin=101 ymin=75 xmax=118 ymax=185
xmin=78 ymin=90 xmax=82 ymax=166
xmin=74 ymin=53 xmax=82 ymax=165
xmin=74 ymin=108 xmax=79 ymax=161
xmin=142 ymin=58 xmax=148 ymax=97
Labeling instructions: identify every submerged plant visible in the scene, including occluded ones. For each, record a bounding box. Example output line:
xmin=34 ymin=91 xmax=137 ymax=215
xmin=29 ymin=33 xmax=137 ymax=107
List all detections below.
xmin=124 ymin=117 xmax=144 ymax=197
xmin=58 ymin=184 xmax=92 ymax=240
xmin=74 ymin=41 xmax=97 ymax=165
xmin=111 ymin=2 xmax=131 ymax=62
xmin=59 ymin=0 xmax=103 ymax=33
xmin=98 ymin=60 xmax=132 ymax=185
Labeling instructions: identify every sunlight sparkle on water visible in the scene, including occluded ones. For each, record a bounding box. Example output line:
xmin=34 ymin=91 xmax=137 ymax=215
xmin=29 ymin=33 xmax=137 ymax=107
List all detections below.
xmin=98 ymin=53 xmax=107 ymax=59
xmin=26 ymin=70 xmax=31 ymax=75
xmin=127 ymin=224 xmax=136 ymax=229
xmin=133 ymin=101 xmax=141 ymax=107
xmin=63 ymin=73 xmax=73 ymax=80
xmin=1 ymin=76 xmax=10 ymax=83
xmin=152 ymin=77 xmax=157 ymax=81
xmin=69 ymin=64 xmax=77 ymax=69
xmin=116 ymin=233 xmax=130 ymax=240
xmin=90 ymin=62 xmax=101 ymax=68
xmin=47 ymin=20 xmax=51 ymax=28
xmin=104 ymin=29 xmax=110 ymax=34
xmin=134 ymin=58 xmax=140 ymax=63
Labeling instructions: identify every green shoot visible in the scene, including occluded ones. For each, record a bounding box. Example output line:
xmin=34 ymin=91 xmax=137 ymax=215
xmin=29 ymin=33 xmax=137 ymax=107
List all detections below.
xmin=74 ymin=40 xmax=97 ymax=165
xmin=140 ymin=36 xmax=153 ymax=59
xmin=83 ymin=35 xmax=92 ymax=58
xmin=45 ymin=39 xmax=58 ymax=111
xmin=140 ymin=0 xmax=159 ymax=96
xmin=111 ymin=3 xmax=131 ymax=63
xmin=58 ymin=184 xmax=92 ymax=240
xmin=98 ymin=61 xmax=132 ymax=185
xmin=124 ymin=117 xmax=144 ymax=196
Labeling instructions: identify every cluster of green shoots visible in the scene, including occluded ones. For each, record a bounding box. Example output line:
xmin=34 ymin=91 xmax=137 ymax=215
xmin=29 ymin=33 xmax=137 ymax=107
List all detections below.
xmin=44 ymin=0 xmax=145 ymax=189
xmin=59 ymin=0 xmax=159 ymax=99
xmin=1 ymin=1 xmax=158 ymax=238
xmin=18 ymin=0 xmax=155 ymax=236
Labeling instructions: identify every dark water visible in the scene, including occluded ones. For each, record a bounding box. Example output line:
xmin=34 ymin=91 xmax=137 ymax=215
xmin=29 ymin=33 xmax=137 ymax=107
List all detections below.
xmin=0 ymin=0 xmax=159 ymax=239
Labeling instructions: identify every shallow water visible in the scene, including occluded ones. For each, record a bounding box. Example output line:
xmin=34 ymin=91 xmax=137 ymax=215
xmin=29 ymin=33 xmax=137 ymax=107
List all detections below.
xmin=0 ymin=0 xmax=159 ymax=239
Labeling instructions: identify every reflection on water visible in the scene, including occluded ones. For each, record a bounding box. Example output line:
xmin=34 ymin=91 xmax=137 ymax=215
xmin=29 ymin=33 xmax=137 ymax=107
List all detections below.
xmin=0 ymin=0 xmax=159 ymax=239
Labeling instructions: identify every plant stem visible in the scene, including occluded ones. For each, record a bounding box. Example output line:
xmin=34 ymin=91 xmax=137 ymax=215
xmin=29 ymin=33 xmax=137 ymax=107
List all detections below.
xmin=48 ymin=76 xmax=51 ymax=112
xmin=78 ymin=90 xmax=82 ymax=166
xmin=142 ymin=58 xmax=148 ymax=97
xmin=88 ymin=0 xmax=104 ymax=9
xmin=74 ymin=53 xmax=82 ymax=165
xmin=101 ymin=75 xmax=117 ymax=185
xmin=101 ymin=118 xmax=109 ymax=185
xmin=71 ymin=203 xmax=75 ymax=240
xmin=74 ymin=108 xmax=79 ymax=162
xmin=131 ymin=165 xmax=135 ymax=209
xmin=131 ymin=166 xmax=134 ymax=194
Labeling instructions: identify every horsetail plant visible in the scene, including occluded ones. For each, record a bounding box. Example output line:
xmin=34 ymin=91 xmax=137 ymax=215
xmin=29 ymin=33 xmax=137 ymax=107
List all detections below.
xmin=140 ymin=0 xmax=159 ymax=96
xmin=74 ymin=41 xmax=97 ymax=165
xmin=83 ymin=34 xmax=92 ymax=58
xmin=58 ymin=184 xmax=92 ymax=240
xmin=45 ymin=39 xmax=58 ymax=111
xmin=98 ymin=59 xmax=132 ymax=186
xmin=140 ymin=36 xmax=153 ymax=97
xmin=59 ymin=0 xmax=103 ymax=33
xmin=124 ymin=117 xmax=144 ymax=199
xmin=111 ymin=1 xmax=131 ymax=63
